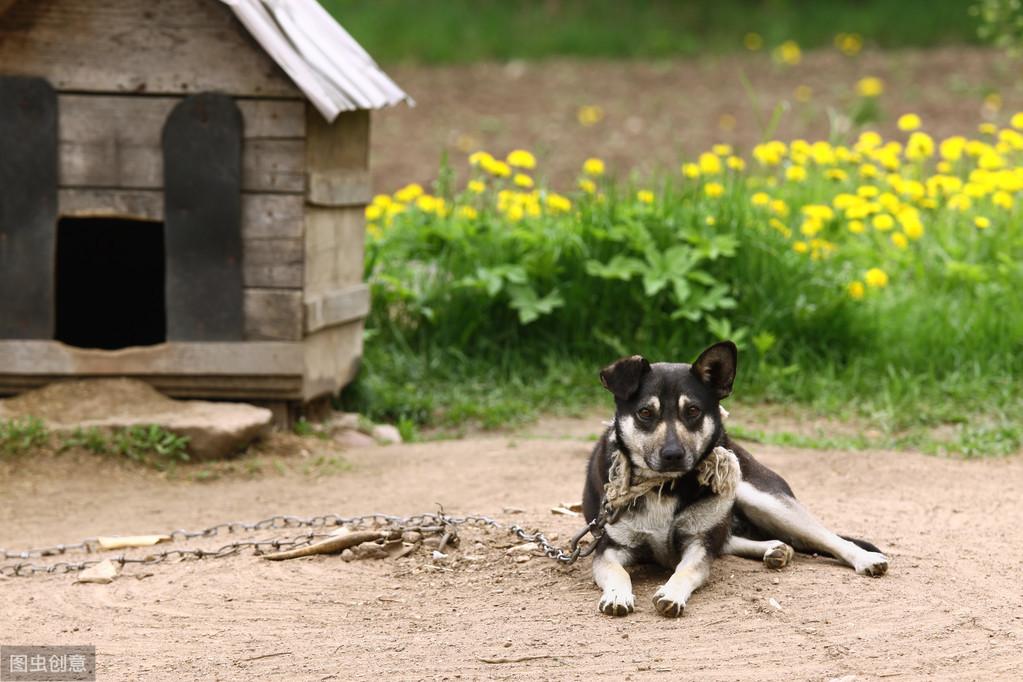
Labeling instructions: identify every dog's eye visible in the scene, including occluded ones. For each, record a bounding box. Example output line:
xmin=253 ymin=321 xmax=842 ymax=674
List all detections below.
xmin=684 ymin=404 xmax=702 ymax=419
xmin=636 ymin=407 xmax=655 ymax=421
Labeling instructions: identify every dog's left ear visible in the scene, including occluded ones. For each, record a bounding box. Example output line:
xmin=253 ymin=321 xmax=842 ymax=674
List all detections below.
xmin=600 ymin=355 xmax=651 ymax=401
xmin=691 ymin=341 xmax=737 ymax=399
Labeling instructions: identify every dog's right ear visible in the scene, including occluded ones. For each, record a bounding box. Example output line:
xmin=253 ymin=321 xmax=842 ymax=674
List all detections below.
xmin=599 ymin=355 xmax=651 ymax=401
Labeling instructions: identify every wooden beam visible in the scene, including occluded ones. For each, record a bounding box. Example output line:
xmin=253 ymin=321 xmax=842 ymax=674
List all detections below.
xmin=0 ymin=340 xmax=302 ymax=375
xmin=0 ymin=0 xmax=299 ymax=97
xmin=304 ymin=284 xmax=370 ymax=333
xmin=57 ymin=189 xmax=305 ymax=239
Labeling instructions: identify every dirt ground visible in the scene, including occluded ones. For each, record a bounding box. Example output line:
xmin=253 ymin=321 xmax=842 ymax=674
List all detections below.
xmin=370 ymin=46 xmax=1023 ymax=192
xmin=2 ymin=412 xmax=1021 ymax=681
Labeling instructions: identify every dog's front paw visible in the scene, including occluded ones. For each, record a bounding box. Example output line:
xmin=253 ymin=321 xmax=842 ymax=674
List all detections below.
xmin=854 ymin=551 xmax=889 ymax=577
xmin=763 ymin=542 xmax=794 ymax=570
xmin=598 ymin=589 xmax=635 ymax=617
xmin=651 ymin=586 xmax=687 ymax=618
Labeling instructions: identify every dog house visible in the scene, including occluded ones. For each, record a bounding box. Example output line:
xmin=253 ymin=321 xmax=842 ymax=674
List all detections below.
xmin=0 ymin=0 xmax=409 ymax=416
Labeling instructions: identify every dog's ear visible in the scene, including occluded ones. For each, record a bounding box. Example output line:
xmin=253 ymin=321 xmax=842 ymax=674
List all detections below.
xmin=691 ymin=341 xmax=737 ymax=399
xmin=599 ymin=355 xmax=651 ymax=401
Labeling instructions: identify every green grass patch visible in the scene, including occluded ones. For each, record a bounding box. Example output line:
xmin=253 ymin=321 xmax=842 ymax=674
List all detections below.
xmin=0 ymin=416 xmax=49 ymax=456
xmin=323 ymin=0 xmax=980 ymax=64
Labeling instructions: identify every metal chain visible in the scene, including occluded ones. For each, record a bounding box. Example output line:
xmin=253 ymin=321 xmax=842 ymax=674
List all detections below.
xmin=0 ymin=508 xmax=609 ymax=578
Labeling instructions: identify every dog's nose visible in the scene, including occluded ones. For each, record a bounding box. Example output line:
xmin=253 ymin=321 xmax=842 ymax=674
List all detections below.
xmin=660 ymin=445 xmax=685 ymax=464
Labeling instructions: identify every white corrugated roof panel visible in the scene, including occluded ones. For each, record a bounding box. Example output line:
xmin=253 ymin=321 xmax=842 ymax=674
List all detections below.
xmin=220 ymin=0 xmax=412 ymax=121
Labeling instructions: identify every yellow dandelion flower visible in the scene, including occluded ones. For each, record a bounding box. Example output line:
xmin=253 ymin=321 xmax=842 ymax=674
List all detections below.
xmin=704 ymin=182 xmax=725 ymax=198
xmin=774 ymin=40 xmax=802 ymax=66
xmin=785 ymin=165 xmax=807 ymax=182
xmin=468 ymin=180 xmax=486 ymax=194
xmin=505 ymin=204 xmax=524 ymax=221
xmin=872 ymin=213 xmax=895 ymax=231
xmin=513 ymin=173 xmax=534 ymax=188
xmin=897 ymin=113 xmax=921 ymax=131
xmin=905 ymin=132 xmax=934 ymax=160
xmin=848 ymin=219 xmax=866 ymax=234
xmin=372 ymin=194 xmax=392 ymax=208
xmin=458 ymin=205 xmax=479 ymax=220
xmin=365 ymin=204 xmax=383 ymax=221
xmin=856 ymin=77 xmax=884 ymax=98
xmin=993 ymin=191 xmax=1014 ymax=209
xmin=726 ymin=155 xmax=746 ymax=171
xmin=978 ymin=122 xmax=998 ymax=136
xmin=936 ymin=161 xmax=953 ymax=174
xmin=681 ymin=163 xmax=701 ymax=179
xmin=577 ymin=105 xmax=605 ymax=127
xmin=415 ymin=195 xmax=438 ymax=213
xmin=468 ymin=151 xmax=494 ymax=167
xmin=770 ymin=199 xmax=790 ymax=216
xmin=583 ymin=157 xmax=605 ymax=176
xmin=948 ymin=194 xmax=972 ymax=211
xmin=848 ymin=280 xmax=866 ymax=300
xmin=394 ymin=183 xmax=424 ymax=203
xmin=506 ymin=149 xmax=537 ymax=169
xmin=744 ymin=32 xmax=763 ymax=51
xmin=1011 ymin=112 xmax=1023 ymax=130
xmin=637 ymin=189 xmax=655 ymax=204
xmin=484 ymin=158 xmax=512 ymax=177
xmin=891 ymin=232 xmax=909 ymax=249
xmin=800 ymin=218 xmax=823 ymax=237
xmin=751 ymin=192 xmax=771 ymax=207
xmin=705 ymin=216 xmax=717 ymax=226
xmin=546 ymin=193 xmax=572 ymax=214
xmin=699 ymin=152 xmax=722 ymax=175
xmin=865 ymin=268 xmax=889 ymax=288
xmin=859 ymin=163 xmax=880 ymax=179
xmin=578 ymin=178 xmax=597 ymax=194
xmin=753 ymin=141 xmax=787 ymax=167
xmin=826 ymin=169 xmax=849 ymax=182
xmin=769 ymin=218 xmax=792 ymax=238
xmin=792 ymin=240 xmax=809 ymax=254
xmin=974 ymin=216 xmax=990 ymax=229
xmin=713 ymin=144 xmax=733 ymax=156
xmin=836 ymin=32 xmax=863 ymax=57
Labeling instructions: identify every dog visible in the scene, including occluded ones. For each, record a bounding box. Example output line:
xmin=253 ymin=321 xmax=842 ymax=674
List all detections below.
xmin=582 ymin=340 xmax=889 ymax=617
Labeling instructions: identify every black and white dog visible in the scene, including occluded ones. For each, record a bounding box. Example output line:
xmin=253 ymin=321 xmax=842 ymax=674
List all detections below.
xmin=582 ymin=341 xmax=889 ymax=617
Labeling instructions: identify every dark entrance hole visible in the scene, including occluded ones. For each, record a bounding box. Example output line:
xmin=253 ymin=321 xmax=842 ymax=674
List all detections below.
xmin=54 ymin=217 xmax=166 ymax=350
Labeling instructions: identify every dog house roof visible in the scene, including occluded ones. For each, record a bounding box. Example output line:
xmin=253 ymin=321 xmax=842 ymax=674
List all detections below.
xmin=220 ymin=0 xmax=412 ymax=121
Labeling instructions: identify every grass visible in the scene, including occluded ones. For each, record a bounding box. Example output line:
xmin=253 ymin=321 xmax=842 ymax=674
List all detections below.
xmin=1 ymin=419 xmax=192 ymax=469
xmin=322 ymin=0 xmax=980 ymax=64
xmin=345 ymin=104 xmax=1023 ymax=457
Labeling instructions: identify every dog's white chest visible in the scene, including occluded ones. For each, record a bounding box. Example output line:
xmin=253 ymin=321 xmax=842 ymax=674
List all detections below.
xmin=605 ymin=493 xmax=679 ymax=566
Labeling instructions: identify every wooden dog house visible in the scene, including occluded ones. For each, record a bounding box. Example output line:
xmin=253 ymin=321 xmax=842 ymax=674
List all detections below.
xmin=0 ymin=0 xmax=409 ymax=414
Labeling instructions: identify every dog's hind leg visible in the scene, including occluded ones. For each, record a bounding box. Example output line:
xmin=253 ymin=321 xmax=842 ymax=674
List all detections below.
xmin=592 ymin=546 xmax=635 ymax=616
xmin=735 ymin=481 xmax=889 ymax=577
xmin=722 ymin=535 xmax=794 ymax=570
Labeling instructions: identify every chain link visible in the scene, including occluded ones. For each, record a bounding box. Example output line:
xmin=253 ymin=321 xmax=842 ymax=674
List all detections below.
xmin=0 ymin=507 xmax=608 ymax=578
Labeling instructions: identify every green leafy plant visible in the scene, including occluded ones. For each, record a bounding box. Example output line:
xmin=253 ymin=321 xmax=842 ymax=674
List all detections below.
xmin=110 ymin=425 xmax=190 ymax=469
xmin=0 ymin=416 xmax=49 ymax=456
xmin=59 ymin=427 xmax=108 ymax=455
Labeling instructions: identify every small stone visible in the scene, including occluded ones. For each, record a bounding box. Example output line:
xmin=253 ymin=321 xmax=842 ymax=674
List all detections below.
xmin=514 ymin=555 xmax=530 ymax=563
xmin=76 ymin=559 xmax=119 ymax=584
xmin=432 ymin=550 xmax=447 ymax=560
xmin=402 ymin=531 xmax=423 ymax=543
xmin=334 ymin=429 xmax=377 ymax=449
xmin=340 ymin=549 xmax=355 ymax=562
xmin=506 ymin=542 xmax=538 ymax=555
xmin=768 ymin=597 xmax=782 ymax=611
xmin=324 ymin=412 xmax=361 ymax=433
xmin=371 ymin=424 xmax=403 ymax=444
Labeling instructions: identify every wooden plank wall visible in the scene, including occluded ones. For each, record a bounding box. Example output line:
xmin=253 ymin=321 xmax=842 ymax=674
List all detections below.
xmin=55 ymin=94 xmax=307 ymax=342
xmin=0 ymin=0 xmax=297 ymax=97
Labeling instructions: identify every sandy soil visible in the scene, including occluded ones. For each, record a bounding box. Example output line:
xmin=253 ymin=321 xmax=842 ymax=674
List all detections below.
xmin=2 ymin=413 xmax=1021 ymax=681
xmin=370 ymin=46 xmax=1023 ymax=192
